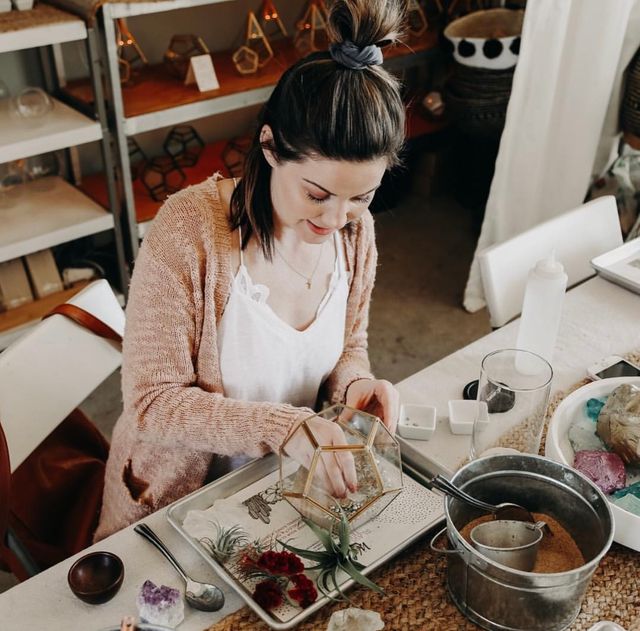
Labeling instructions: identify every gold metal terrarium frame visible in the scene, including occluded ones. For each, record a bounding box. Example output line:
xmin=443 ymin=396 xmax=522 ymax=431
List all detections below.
xmin=279 ymin=404 xmax=403 ymax=529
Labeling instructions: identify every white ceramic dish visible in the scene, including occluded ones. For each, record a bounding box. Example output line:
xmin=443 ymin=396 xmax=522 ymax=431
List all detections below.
xmin=397 ymin=403 xmax=436 ymax=441
xmin=448 ymin=400 xmax=488 ymax=435
xmin=545 ymin=376 xmax=640 ymax=552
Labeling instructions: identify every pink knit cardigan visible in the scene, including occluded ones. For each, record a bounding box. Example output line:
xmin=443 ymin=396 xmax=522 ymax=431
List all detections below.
xmin=95 ymin=176 xmax=377 ymax=539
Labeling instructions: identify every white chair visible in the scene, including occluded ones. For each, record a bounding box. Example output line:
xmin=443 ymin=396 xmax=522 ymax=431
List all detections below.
xmin=0 ymin=279 xmax=124 ymax=473
xmin=0 ymin=279 xmax=124 ymax=578
xmin=478 ymin=196 xmax=623 ymax=328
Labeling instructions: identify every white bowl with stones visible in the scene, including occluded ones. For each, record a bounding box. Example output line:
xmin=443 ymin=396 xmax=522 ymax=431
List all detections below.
xmin=545 ymin=376 xmax=640 ymax=552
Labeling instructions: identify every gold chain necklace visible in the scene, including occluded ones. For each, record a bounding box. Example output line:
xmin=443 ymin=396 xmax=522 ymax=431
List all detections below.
xmin=274 ymin=241 xmax=325 ymax=290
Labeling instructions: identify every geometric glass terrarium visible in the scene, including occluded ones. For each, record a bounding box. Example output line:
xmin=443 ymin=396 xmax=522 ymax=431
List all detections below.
xmin=280 ymin=404 xmax=403 ymax=531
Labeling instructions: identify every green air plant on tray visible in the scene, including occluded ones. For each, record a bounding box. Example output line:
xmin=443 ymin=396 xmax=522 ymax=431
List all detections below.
xmin=279 ymin=512 xmax=381 ymax=601
xmin=199 ymin=522 xmax=250 ymax=564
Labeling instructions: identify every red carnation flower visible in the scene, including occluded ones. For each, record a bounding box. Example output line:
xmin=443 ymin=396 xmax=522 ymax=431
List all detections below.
xmin=257 ymin=550 xmax=304 ymax=576
xmin=288 ymin=573 xmax=318 ymax=608
xmin=253 ymin=579 xmax=283 ymax=611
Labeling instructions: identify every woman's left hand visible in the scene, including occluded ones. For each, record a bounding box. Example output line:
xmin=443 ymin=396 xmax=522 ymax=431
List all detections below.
xmin=345 ymin=378 xmax=400 ymax=434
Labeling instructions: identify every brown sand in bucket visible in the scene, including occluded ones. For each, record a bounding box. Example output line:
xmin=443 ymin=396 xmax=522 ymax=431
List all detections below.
xmin=460 ymin=513 xmax=585 ymax=573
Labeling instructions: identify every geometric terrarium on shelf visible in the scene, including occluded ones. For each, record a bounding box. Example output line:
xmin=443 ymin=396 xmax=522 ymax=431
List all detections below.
xmin=116 ymin=18 xmax=148 ymax=85
xmin=280 ymin=404 xmax=403 ymax=532
xmin=222 ymin=135 xmax=251 ymax=178
xmin=140 ymin=156 xmax=186 ymax=202
xmin=163 ymin=125 xmax=204 ymax=168
xmin=294 ymin=0 xmax=328 ymax=54
xmin=127 ymin=137 xmax=148 ymax=180
xmin=163 ymin=34 xmax=210 ymax=80
xmin=407 ymin=0 xmax=428 ymax=38
xmin=231 ymin=10 xmax=273 ymax=76
xmin=232 ymin=45 xmax=260 ymax=75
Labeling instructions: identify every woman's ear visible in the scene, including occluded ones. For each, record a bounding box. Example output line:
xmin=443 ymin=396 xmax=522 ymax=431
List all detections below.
xmin=260 ymin=124 xmax=278 ymax=168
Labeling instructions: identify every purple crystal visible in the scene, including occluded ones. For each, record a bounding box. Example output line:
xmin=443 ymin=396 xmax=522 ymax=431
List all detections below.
xmin=136 ymin=579 xmax=184 ymax=627
xmin=573 ymin=450 xmax=626 ymax=494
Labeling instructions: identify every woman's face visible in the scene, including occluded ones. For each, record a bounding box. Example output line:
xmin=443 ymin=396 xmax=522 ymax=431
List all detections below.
xmin=262 ymin=130 xmax=387 ymax=244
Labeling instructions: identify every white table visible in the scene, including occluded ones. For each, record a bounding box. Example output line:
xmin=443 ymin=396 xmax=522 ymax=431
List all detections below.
xmin=397 ymin=277 xmax=640 ymax=477
xmin=1 ymin=276 xmax=638 ymax=630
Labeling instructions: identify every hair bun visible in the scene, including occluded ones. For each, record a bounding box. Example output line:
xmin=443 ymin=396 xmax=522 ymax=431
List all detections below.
xmin=327 ymin=0 xmax=405 ymax=50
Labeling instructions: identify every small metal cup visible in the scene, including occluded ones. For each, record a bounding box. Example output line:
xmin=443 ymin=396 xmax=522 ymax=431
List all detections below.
xmin=470 ymin=520 xmax=545 ymax=571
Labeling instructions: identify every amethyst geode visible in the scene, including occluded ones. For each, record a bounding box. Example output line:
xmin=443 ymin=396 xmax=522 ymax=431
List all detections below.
xmin=573 ymin=450 xmax=626 ymax=494
xmin=136 ymin=579 xmax=184 ymax=627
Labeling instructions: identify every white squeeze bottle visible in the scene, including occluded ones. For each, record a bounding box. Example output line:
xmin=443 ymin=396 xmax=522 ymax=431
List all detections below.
xmin=515 ymin=252 xmax=568 ymax=373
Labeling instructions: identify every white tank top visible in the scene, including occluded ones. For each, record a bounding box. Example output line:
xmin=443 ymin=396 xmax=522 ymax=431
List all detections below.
xmin=217 ymin=228 xmax=349 ymax=409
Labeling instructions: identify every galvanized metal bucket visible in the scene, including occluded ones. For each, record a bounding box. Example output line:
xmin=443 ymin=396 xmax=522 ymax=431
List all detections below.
xmin=430 ymin=454 xmax=614 ymax=631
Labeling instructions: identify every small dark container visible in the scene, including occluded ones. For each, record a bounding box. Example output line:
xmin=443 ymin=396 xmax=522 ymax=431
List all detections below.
xmin=67 ymin=551 xmax=124 ymax=604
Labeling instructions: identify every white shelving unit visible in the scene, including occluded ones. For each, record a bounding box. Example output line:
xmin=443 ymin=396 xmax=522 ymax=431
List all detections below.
xmin=0 ymin=97 xmax=102 ymax=162
xmin=0 ymin=15 xmax=86 ymax=53
xmin=0 ymin=5 xmax=128 ymax=349
xmin=0 ymin=177 xmax=114 ymax=263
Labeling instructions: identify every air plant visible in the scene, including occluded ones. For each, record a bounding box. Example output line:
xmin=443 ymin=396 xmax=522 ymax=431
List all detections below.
xmin=278 ymin=513 xmax=382 ymax=601
xmin=199 ymin=522 xmax=250 ymax=564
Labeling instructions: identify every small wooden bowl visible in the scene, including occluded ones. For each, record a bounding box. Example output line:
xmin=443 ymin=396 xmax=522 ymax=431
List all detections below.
xmin=67 ymin=551 xmax=124 ymax=604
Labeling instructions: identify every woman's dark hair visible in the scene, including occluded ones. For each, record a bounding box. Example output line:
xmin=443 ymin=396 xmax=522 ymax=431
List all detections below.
xmin=230 ymin=0 xmax=406 ymax=257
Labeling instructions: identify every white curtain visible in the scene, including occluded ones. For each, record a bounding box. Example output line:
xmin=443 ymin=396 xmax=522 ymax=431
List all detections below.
xmin=463 ymin=0 xmax=639 ymax=313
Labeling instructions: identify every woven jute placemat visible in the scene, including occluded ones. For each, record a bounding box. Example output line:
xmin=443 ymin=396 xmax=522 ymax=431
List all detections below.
xmin=207 ymin=353 xmax=640 ymax=631
xmin=0 ymin=3 xmax=78 ymax=33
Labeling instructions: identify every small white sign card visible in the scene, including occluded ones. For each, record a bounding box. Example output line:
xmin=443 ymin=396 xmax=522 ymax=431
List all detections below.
xmin=185 ymin=54 xmax=220 ymax=92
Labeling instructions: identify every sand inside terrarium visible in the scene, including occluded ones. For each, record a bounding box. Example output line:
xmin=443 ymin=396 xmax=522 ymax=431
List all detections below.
xmin=459 ymin=513 xmax=585 ymax=573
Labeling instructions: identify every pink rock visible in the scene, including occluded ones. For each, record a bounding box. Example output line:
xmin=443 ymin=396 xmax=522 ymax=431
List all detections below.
xmin=573 ymin=450 xmax=626 ymax=495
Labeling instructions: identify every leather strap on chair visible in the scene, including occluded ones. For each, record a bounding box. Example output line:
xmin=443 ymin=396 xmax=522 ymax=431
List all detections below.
xmin=43 ymin=303 xmax=123 ymax=346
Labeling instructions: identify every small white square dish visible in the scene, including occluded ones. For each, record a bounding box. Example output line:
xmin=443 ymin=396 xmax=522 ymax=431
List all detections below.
xmin=397 ymin=403 xmax=437 ymax=441
xmin=448 ymin=400 xmax=489 ymax=435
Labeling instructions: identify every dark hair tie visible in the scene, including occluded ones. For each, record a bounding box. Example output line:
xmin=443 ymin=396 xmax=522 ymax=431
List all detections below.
xmin=329 ymin=40 xmax=383 ymax=70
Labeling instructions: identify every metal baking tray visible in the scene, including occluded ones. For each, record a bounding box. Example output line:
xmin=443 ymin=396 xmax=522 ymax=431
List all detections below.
xmin=167 ymin=453 xmax=444 ymax=630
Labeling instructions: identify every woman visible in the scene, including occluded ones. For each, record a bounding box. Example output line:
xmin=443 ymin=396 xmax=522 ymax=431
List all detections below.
xmin=96 ymin=0 xmax=406 ymax=539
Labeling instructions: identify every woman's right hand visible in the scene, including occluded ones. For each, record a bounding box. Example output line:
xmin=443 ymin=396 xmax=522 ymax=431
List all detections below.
xmin=283 ymin=416 xmax=357 ymax=499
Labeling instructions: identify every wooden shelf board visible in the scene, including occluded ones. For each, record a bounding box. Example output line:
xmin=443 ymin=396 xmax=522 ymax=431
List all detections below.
xmin=65 ymin=32 xmax=438 ymax=134
xmin=79 ymin=139 xmax=231 ymax=225
xmin=0 ymin=5 xmax=86 ymax=53
xmin=0 ymin=281 xmax=89 ymax=348
xmin=0 ymin=176 xmax=114 ymax=263
xmin=106 ymin=0 xmax=231 ymax=19
xmin=0 ymin=95 xmax=101 ymax=162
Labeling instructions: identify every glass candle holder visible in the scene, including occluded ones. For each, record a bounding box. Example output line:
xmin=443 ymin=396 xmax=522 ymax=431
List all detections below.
xmin=471 ymin=349 xmax=553 ymax=460
xmin=25 ymin=152 xmax=61 ymax=191
xmin=0 ymin=161 xmax=25 ymax=207
xmin=12 ymin=87 xmax=53 ymax=120
xmin=280 ymin=404 xmax=403 ymax=531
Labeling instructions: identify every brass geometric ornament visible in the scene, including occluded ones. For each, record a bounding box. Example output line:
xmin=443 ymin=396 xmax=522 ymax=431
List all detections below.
xmin=407 ymin=0 xmax=429 ymax=38
xmin=116 ymin=18 xmax=148 ymax=85
xmin=246 ymin=10 xmax=274 ymax=68
xmin=260 ymin=0 xmax=287 ymax=38
xmin=294 ymin=0 xmax=328 ymax=54
xmin=280 ymin=404 xmax=403 ymax=531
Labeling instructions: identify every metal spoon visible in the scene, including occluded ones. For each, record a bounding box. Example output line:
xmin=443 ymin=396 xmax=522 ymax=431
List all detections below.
xmin=134 ymin=523 xmax=225 ymax=612
xmin=429 ymin=474 xmax=537 ymax=523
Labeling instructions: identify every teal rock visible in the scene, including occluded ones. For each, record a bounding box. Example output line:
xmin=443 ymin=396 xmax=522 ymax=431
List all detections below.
xmin=611 ymin=480 xmax=640 ymax=500
xmin=585 ymin=397 xmax=607 ymax=421
xmin=612 ymin=493 xmax=640 ymax=517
